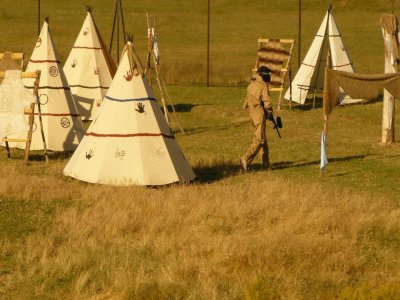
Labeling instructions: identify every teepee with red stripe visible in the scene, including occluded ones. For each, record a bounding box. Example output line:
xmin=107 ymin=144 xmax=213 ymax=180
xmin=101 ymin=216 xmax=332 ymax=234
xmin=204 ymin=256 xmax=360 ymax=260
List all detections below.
xmin=11 ymin=20 xmax=84 ymax=151
xmin=64 ymin=41 xmax=195 ymax=186
xmin=64 ymin=9 xmax=116 ymax=120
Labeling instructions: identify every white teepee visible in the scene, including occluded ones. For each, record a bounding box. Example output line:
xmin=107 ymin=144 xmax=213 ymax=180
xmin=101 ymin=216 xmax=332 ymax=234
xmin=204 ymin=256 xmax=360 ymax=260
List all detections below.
xmin=284 ymin=9 xmax=361 ymax=105
xmin=64 ymin=10 xmax=117 ymax=121
xmin=9 ymin=20 xmax=84 ymax=151
xmin=63 ymin=41 xmax=196 ymax=186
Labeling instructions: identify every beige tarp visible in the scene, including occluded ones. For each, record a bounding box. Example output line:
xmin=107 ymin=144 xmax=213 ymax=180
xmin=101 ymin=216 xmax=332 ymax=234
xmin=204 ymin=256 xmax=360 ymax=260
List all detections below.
xmin=323 ymin=69 xmax=400 ymax=115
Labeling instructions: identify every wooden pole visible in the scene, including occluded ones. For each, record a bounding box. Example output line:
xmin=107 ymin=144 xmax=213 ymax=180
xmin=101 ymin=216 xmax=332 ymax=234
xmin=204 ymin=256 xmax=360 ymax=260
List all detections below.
xmin=109 ymin=0 xmax=118 ymax=53
xmin=207 ymin=0 xmax=210 ymax=87
xmin=298 ymin=0 xmax=301 ymax=68
xmin=38 ymin=0 xmax=40 ymax=36
xmin=119 ymin=0 xmax=127 ymax=44
xmin=117 ymin=5 xmax=120 ymax=65
xmin=381 ymin=14 xmax=398 ymax=144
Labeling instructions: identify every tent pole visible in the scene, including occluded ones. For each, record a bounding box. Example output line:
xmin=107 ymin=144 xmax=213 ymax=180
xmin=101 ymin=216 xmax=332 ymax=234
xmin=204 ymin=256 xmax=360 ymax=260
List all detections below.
xmin=117 ymin=5 xmax=120 ymax=65
xmin=298 ymin=0 xmax=301 ymax=68
xmin=109 ymin=0 xmax=119 ymax=53
xmin=206 ymin=0 xmax=211 ymax=86
xmin=119 ymin=0 xmax=127 ymax=44
xmin=38 ymin=0 xmax=40 ymax=36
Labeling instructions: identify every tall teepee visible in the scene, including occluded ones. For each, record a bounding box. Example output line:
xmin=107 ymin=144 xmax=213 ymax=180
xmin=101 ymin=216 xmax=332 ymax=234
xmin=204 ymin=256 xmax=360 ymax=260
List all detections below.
xmin=284 ymin=8 xmax=360 ymax=105
xmin=11 ymin=20 xmax=84 ymax=151
xmin=63 ymin=41 xmax=196 ymax=186
xmin=64 ymin=8 xmax=117 ymax=121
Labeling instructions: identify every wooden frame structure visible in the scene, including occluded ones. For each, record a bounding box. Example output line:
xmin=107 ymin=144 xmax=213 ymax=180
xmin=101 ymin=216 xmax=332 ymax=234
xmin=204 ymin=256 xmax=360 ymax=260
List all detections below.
xmin=144 ymin=15 xmax=185 ymax=135
xmin=0 ymin=70 xmax=49 ymax=164
xmin=0 ymin=52 xmax=24 ymax=83
xmin=253 ymin=38 xmax=295 ymax=110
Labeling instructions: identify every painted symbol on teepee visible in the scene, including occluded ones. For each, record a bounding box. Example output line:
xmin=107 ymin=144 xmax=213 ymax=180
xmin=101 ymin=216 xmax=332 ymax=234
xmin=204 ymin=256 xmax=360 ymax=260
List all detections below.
xmin=39 ymin=94 xmax=48 ymax=105
xmin=86 ymin=149 xmax=94 ymax=160
xmin=124 ymin=70 xmax=133 ymax=81
xmin=94 ymin=67 xmax=100 ymax=75
xmin=35 ymin=37 xmax=42 ymax=48
xmin=32 ymin=122 xmax=37 ymax=132
xmin=83 ymin=27 xmax=90 ymax=36
xmin=60 ymin=117 xmax=71 ymax=128
xmin=96 ymin=99 xmax=102 ymax=107
xmin=115 ymin=149 xmax=126 ymax=160
xmin=49 ymin=66 xmax=58 ymax=77
xmin=71 ymin=59 xmax=78 ymax=68
xmin=135 ymin=102 xmax=145 ymax=113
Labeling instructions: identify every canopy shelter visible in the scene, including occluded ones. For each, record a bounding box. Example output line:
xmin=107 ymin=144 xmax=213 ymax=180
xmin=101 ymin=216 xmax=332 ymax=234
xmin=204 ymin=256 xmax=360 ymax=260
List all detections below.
xmin=285 ymin=8 xmax=361 ymax=106
xmin=6 ymin=20 xmax=84 ymax=152
xmin=0 ymin=70 xmax=48 ymax=163
xmin=63 ymin=41 xmax=196 ymax=186
xmin=64 ymin=8 xmax=117 ymax=121
xmin=253 ymin=38 xmax=295 ymax=110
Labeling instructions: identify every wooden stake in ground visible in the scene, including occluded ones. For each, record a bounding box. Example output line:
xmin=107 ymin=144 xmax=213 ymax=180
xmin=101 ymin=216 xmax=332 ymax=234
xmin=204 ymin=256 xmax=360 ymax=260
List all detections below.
xmin=380 ymin=14 xmax=399 ymax=144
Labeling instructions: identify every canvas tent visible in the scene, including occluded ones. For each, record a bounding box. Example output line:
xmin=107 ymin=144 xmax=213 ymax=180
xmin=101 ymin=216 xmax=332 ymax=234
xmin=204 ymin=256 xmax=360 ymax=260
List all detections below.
xmin=6 ymin=21 xmax=84 ymax=151
xmin=63 ymin=41 xmax=196 ymax=186
xmin=284 ymin=8 xmax=361 ymax=105
xmin=64 ymin=9 xmax=117 ymax=120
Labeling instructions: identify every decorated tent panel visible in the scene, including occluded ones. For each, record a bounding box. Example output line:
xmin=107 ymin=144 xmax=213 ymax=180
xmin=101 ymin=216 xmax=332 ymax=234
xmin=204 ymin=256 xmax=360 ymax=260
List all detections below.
xmin=64 ymin=11 xmax=116 ymax=120
xmin=8 ymin=21 xmax=84 ymax=151
xmin=64 ymin=42 xmax=195 ymax=186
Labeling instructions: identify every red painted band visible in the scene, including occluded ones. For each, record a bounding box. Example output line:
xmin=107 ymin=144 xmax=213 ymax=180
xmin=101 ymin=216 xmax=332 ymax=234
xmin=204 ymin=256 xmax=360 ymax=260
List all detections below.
xmin=30 ymin=59 xmax=60 ymax=63
xmin=24 ymin=112 xmax=81 ymax=117
xmin=73 ymin=46 xmax=102 ymax=50
xmin=85 ymin=132 xmax=175 ymax=139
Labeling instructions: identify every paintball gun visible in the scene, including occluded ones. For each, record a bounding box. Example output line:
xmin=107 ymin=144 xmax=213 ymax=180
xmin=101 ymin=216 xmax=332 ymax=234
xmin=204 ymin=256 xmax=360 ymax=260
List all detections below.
xmin=268 ymin=114 xmax=282 ymax=138
xmin=261 ymin=104 xmax=283 ymax=138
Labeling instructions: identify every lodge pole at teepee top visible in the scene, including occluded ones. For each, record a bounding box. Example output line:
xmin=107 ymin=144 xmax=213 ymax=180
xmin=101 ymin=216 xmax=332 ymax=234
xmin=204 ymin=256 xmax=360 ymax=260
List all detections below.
xmin=37 ymin=0 xmax=40 ymax=36
xmin=207 ymin=0 xmax=210 ymax=87
xmin=380 ymin=14 xmax=399 ymax=144
xmin=298 ymin=0 xmax=301 ymax=68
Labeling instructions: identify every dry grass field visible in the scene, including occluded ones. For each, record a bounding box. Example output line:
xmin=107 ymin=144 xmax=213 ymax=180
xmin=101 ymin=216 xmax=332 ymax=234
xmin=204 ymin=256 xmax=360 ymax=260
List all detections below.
xmin=2 ymin=0 xmax=400 ymax=299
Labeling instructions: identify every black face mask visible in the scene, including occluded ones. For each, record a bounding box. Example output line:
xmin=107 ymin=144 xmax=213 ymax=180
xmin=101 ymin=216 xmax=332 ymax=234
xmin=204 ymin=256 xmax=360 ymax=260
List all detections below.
xmin=261 ymin=73 xmax=271 ymax=83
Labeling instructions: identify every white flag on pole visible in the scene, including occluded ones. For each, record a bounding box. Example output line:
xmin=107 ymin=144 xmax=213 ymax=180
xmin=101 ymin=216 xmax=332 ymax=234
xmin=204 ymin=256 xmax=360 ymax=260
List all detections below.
xmin=152 ymin=28 xmax=160 ymax=65
xmin=320 ymin=130 xmax=328 ymax=171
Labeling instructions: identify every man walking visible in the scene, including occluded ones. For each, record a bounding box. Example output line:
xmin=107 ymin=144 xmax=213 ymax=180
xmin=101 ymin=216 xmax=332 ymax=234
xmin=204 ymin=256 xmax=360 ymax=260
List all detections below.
xmin=240 ymin=66 xmax=274 ymax=171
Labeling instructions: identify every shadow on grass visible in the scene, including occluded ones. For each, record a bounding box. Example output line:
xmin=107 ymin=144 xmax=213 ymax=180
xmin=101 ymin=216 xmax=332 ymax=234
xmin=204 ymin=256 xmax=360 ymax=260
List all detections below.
xmin=166 ymin=103 xmax=198 ymax=112
xmin=193 ymin=154 xmax=369 ymax=183
xmin=273 ymin=154 xmax=367 ymax=170
xmin=194 ymin=162 xmax=241 ymax=183
xmin=26 ymin=151 xmax=73 ymax=162
xmin=284 ymin=95 xmax=383 ymax=112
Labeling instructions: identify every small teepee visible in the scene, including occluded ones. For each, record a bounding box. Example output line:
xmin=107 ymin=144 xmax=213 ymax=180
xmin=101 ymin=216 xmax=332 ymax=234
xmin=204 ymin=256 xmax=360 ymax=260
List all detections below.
xmin=63 ymin=41 xmax=196 ymax=186
xmin=64 ymin=8 xmax=117 ymax=120
xmin=285 ymin=8 xmax=361 ymax=105
xmin=10 ymin=20 xmax=84 ymax=151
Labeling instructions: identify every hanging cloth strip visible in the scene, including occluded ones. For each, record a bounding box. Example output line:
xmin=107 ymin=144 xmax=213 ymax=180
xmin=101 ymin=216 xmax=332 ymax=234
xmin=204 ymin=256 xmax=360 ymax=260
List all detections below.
xmin=323 ymin=69 xmax=400 ymax=115
xmin=0 ymin=70 xmax=36 ymax=138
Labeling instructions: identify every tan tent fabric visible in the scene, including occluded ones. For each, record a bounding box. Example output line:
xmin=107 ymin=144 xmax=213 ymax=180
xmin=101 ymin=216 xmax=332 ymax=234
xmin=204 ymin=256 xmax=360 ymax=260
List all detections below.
xmin=63 ymin=41 xmax=195 ymax=186
xmin=324 ymin=69 xmax=400 ymax=115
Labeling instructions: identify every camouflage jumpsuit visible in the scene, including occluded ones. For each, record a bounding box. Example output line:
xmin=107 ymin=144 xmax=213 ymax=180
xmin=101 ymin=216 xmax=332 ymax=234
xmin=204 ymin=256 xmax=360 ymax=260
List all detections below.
xmin=242 ymin=74 xmax=273 ymax=168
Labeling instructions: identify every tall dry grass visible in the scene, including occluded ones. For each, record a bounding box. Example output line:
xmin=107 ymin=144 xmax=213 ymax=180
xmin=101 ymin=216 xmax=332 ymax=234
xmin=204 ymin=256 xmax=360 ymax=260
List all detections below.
xmin=1 ymin=159 xmax=400 ymax=299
